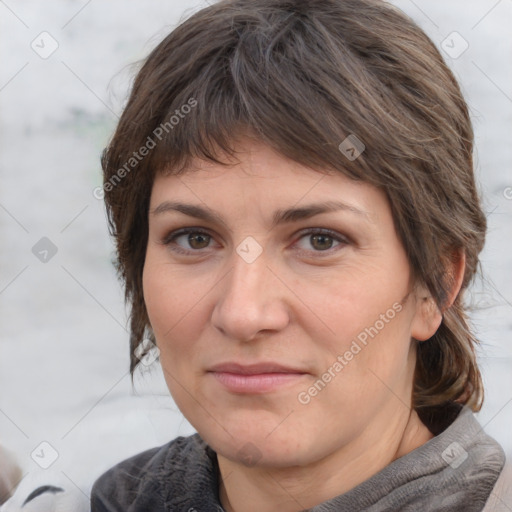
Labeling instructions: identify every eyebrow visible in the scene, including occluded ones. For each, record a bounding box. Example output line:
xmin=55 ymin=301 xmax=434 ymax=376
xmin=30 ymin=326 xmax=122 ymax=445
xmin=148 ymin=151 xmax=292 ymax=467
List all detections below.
xmin=150 ymin=200 xmax=370 ymax=230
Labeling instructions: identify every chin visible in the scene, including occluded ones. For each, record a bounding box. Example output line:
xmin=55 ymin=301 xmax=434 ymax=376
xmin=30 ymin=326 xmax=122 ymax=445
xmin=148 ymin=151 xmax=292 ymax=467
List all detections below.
xmin=196 ymin=418 xmax=319 ymax=469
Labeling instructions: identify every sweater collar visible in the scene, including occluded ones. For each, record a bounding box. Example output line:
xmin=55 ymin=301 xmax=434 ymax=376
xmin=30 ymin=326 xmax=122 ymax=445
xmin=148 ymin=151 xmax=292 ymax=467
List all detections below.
xmin=163 ymin=406 xmax=505 ymax=511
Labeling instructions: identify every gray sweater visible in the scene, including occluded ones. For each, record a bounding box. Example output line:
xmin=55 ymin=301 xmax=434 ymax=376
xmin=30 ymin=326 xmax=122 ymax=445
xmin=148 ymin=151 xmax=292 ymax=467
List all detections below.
xmin=90 ymin=406 xmax=506 ymax=511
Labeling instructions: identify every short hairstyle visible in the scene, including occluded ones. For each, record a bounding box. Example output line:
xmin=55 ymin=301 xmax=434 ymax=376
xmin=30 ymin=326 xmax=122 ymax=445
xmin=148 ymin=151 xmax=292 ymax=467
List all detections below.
xmin=101 ymin=0 xmax=487 ymax=429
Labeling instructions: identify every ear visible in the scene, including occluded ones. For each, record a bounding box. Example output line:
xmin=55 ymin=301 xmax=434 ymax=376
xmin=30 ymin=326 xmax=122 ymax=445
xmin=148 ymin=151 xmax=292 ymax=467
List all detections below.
xmin=411 ymin=249 xmax=466 ymax=341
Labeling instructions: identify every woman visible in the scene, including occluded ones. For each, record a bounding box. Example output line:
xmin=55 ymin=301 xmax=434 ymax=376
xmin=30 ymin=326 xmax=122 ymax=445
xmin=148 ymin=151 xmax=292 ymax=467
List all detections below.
xmin=90 ymin=0 xmax=508 ymax=510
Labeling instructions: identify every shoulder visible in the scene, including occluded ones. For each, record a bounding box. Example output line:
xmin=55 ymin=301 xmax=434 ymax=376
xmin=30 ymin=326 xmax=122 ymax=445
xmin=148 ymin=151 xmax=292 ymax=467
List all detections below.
xmin=420 ymin=406 xmax=507 ymax=510
xmin=482 ymin=456 xmax=512 ymax=512
xmin=90 ymin=434 xmax=212 ymax=512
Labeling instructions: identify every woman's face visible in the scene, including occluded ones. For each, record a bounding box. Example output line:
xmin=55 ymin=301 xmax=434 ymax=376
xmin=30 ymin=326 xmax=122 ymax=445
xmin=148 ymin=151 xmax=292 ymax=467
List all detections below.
xmin=143 ymin=138 xmax=432 ymax=468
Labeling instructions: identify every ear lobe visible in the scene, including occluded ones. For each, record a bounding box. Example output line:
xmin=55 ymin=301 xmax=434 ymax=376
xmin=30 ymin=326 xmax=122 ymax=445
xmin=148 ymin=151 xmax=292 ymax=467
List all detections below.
xmin=411 ymin=294 xmax=443 ymax=342
xmin=411 ymin=248 xmax=466 ymax=342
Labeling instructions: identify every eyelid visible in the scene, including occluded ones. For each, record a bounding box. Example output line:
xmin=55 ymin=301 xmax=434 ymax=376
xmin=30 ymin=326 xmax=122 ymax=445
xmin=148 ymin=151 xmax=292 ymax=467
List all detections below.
xmin=293 ymin=227 xmax=351 ymax=245
xmin=160 ymin=227 xmax=213 ymax=245
xmin=160 ymin=227 xmax=217 ymax=255
xmin=160 ymin=226 xmax=351 ymax=256
xmin=291 ymin=227 xmax=350 ymax=257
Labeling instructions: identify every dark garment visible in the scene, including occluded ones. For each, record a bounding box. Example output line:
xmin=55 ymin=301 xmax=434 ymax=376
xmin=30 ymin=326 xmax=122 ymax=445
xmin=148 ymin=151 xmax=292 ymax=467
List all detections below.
xmin=90 ymin=405 xmax=505 ymax=511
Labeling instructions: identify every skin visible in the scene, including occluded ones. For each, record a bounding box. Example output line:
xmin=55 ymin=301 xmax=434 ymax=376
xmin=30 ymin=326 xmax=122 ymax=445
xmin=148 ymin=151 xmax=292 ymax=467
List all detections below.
xmin=143 ymin=137 xmax=464 ymax=512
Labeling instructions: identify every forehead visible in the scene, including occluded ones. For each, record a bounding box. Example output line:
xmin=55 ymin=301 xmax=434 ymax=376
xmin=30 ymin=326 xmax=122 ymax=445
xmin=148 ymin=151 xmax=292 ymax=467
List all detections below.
xmin=162 ymin=138 xmax=332 ymax=181
xmin=149 ymin=139 xmax=391 ymax=230
xmin=153 ymin=138 xmax=371 ymax=200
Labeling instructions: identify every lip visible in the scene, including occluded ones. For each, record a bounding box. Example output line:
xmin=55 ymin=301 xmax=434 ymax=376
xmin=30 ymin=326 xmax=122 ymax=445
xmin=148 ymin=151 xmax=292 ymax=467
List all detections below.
xmin=207 ymin=362 xmax=309 ymax=393
xmin=208 ymin=362 xmax=308 ymax=375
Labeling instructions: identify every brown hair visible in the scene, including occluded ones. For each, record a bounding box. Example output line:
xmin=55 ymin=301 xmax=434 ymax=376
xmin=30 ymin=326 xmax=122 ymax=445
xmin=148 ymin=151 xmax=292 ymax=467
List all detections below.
xmin=101 ymin=0 xmax=486 ymax=428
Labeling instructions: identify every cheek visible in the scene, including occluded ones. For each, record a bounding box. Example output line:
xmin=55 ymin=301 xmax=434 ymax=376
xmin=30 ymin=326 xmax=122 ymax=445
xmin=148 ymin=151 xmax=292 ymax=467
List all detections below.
xmin=142 ymin=257 xmax=203 ymax=356
xmin=300 ymin=260 xmax=415 ymax=395
xmin=306 ymin=260 xmax=410 ymax=346
xmin=142 ymin=259 xmax=210 ymax=415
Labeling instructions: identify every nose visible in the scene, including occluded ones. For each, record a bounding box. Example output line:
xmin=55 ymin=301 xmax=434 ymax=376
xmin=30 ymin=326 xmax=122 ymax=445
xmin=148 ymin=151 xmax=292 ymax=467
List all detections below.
xmin=211 ymin=246 xmax=290 ymax=342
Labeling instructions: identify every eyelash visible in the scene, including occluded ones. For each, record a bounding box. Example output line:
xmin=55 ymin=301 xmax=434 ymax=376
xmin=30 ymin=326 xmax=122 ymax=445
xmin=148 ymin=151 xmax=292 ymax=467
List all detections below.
xmin=160 ymin=227 xmax=350 ymax=257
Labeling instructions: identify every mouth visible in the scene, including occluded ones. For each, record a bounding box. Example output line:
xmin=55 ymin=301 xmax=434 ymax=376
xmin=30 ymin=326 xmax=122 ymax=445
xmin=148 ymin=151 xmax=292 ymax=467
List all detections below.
xmin=207 ymin=361 xmax=309 ymax=394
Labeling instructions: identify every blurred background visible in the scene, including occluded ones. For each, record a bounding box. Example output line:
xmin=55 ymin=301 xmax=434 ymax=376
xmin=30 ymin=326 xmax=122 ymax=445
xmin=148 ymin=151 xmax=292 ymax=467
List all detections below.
xmin=0 ymin=0 xmax=511 ymax=507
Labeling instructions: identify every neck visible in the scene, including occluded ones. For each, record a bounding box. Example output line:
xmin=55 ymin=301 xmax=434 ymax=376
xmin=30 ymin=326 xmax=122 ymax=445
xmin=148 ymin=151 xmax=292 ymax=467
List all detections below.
xmin=217 ymin=408 xmax=433 ymax=512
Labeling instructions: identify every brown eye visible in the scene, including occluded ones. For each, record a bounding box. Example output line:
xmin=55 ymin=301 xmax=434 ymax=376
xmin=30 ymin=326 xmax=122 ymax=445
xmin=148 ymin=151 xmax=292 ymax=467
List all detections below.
xmin=294 ymin=229 xmax=349 ymax=256
xmin=309 ymin=233 xmax=335 ymax=251
xmin=187 ymin=232 xmax=211 ymax=249
xmin=162 ymin=228 xmax=215 ymax=254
